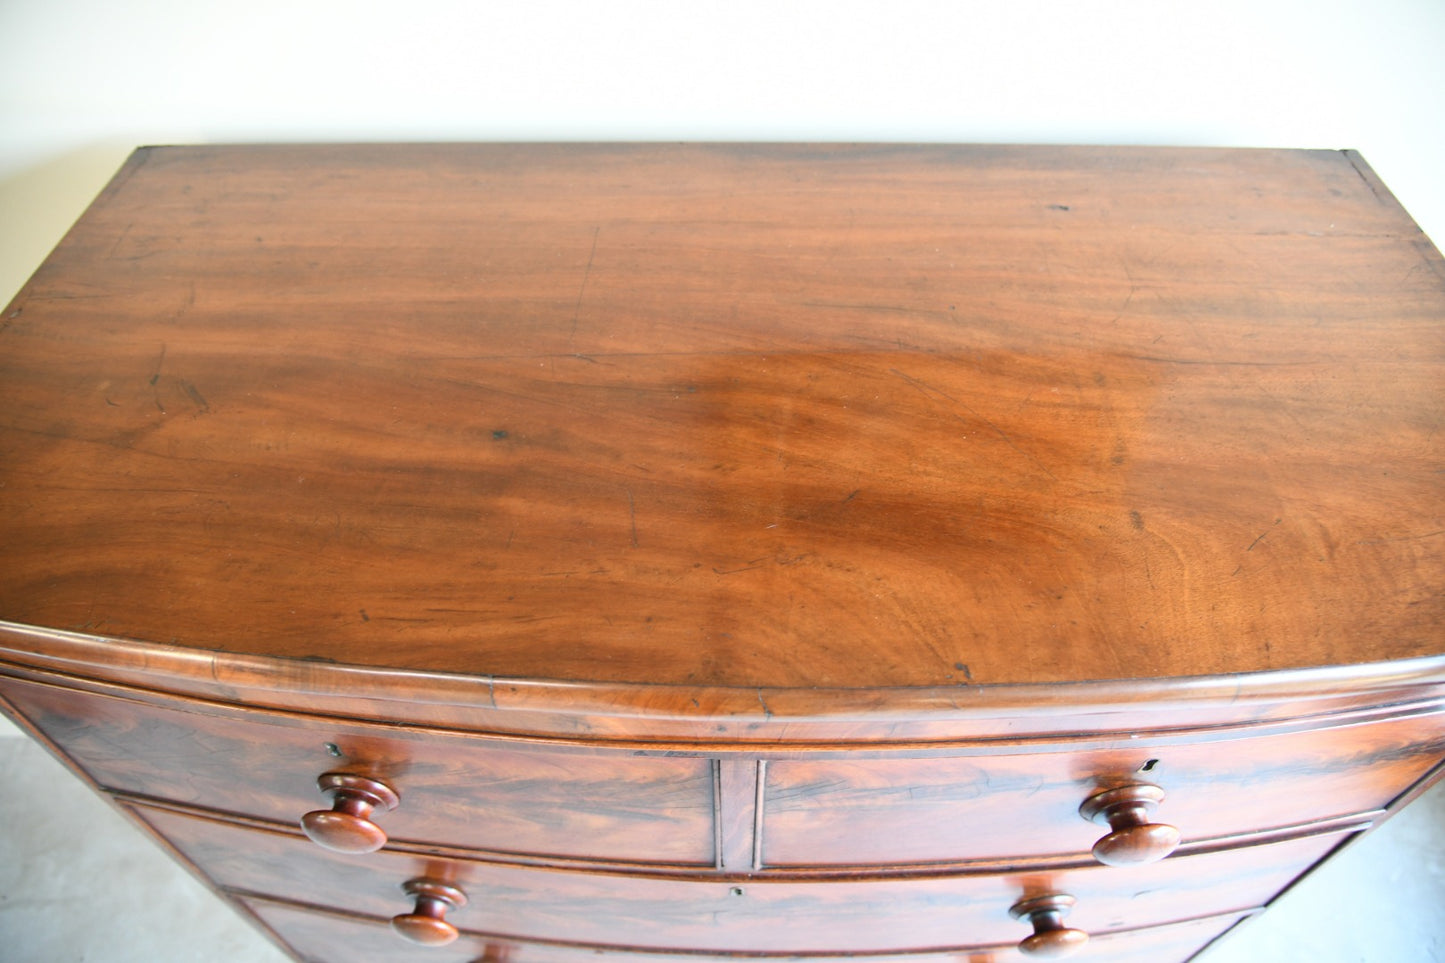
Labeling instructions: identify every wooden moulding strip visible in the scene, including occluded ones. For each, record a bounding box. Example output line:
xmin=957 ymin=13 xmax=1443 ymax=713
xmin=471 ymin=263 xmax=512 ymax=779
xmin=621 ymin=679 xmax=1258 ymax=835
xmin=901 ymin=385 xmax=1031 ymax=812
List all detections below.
xmin=7 ymin=658 xmax=1445 ymax=758
xmin=3 ymin=620 xmax=1445 ymax=745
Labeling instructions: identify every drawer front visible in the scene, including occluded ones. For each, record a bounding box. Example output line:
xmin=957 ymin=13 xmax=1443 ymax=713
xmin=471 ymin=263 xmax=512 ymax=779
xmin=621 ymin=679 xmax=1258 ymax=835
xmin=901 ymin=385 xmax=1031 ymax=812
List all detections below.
xmin=0 ymin=676 xmax=715 ymax=866
xmin=144 ymin=804 xmax=1338 ymax=954
xmin=763 ymin=712 xmax=1445 ymax=866
xmin=241 ymin=895 xmax=1248 ymax=963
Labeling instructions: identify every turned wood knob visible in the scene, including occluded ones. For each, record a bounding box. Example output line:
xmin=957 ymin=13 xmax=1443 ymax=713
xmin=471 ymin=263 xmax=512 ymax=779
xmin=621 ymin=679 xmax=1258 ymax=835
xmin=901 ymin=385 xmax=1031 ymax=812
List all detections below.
xmin=300 ymin=772 xmax=400 ymax=854
xmin=1009 ymin=894 xmax=1089 ymax=958
xmin=1078 ymin=783 xmax=1181 ymax=866
xmin=392 ymin=879 xmax=468 ymax=946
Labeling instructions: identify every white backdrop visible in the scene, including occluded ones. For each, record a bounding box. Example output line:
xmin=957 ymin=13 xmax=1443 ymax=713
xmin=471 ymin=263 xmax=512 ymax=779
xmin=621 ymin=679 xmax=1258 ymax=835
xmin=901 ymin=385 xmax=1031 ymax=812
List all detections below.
xmin=1 ymin=0 xmax=1443 ymax=302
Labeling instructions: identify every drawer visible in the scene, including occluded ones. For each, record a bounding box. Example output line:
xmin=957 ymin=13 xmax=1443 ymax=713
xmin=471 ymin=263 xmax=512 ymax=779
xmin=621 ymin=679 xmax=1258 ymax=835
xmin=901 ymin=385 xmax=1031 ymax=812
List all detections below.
xmin=0 ymin=676 xmax=714 ymax=866
xmin=240 ymin=895 xmax=1249 ymax=962
xmin=142 ymin=803 xmax=1342 ymax=954
xmin=763 ymin=711 xmax=1445 ymax=866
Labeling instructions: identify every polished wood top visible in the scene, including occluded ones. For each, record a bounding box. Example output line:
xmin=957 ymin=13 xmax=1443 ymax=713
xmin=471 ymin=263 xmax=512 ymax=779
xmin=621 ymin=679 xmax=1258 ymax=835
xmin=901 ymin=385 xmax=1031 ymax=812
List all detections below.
xmin=1 ymin=144 xmax=1442 ymax=693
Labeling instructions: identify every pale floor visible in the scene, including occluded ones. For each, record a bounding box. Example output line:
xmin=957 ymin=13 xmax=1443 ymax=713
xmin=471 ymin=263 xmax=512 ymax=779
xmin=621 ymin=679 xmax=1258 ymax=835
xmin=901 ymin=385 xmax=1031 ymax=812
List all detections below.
xmin=0 ymin=722 xmax=1442 ymax=963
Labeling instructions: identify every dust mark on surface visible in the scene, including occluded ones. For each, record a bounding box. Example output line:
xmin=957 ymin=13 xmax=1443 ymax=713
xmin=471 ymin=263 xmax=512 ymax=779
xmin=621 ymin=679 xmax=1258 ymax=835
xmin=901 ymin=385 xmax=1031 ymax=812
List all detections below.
xmin=569 ymin=226 xmax=601 ymax=346
xmin=891 ymin=368 xmax=1057 ymax=482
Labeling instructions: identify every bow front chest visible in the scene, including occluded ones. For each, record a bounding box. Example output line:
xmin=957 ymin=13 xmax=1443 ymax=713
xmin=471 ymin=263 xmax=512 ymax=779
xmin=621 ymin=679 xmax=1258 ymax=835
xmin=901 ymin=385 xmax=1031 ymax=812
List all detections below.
xmin=2 ymin=144 xmax=1444 ymax=962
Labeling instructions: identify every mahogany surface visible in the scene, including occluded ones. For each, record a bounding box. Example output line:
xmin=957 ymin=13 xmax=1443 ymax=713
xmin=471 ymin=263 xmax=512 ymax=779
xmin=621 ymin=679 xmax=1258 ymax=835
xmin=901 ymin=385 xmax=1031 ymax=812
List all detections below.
xmin=1 ymin=144 xmax=1442 ymax=701
xmin=1 ymin=145 xmax=1443 ymax=963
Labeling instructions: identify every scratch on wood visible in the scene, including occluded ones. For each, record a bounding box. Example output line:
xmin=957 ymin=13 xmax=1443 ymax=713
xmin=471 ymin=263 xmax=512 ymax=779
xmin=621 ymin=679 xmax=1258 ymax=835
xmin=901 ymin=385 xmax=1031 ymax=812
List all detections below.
xmin=107 ymin=222 xmax=136 ymax=260
xmin=150 ymin=344 xmax=167 ymax=385
xmin=1110 ymin=285 xmax=1138 ymax=325
xmin=756 ymin=688 xmax=773 ymax=718
xmin=1356 ymin=530 xmax=1445 ymax=545
xmin=1246 ymin=518 xmax=1281 ymax=552
xmin=569 ymin=226 xmax=601 ymax=346
xmin=714 ymin=557 xmax=769 ymax=575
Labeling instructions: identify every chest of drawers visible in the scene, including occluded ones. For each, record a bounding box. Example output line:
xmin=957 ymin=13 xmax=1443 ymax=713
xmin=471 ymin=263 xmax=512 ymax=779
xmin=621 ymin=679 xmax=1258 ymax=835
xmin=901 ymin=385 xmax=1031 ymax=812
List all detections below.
xmin=2 ymin=144 xmax=1443 ymax=962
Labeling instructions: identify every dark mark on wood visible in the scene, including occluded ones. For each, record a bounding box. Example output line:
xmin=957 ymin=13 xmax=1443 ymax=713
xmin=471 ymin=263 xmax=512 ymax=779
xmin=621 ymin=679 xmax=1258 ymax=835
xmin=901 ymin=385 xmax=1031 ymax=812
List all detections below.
xmin=149 ymin=343 xmax=167 ymax=386
xmin=180 ymin=380 xmax=209 ymax=412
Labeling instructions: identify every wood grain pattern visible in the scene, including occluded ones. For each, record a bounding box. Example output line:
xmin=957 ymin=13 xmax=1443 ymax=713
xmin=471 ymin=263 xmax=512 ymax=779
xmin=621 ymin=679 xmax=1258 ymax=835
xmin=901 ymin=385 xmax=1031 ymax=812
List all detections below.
xmin=144 ymin=803 xmax=1335 ymax=954
xmin=1 ymin=145 xmax=1442 ymax=697
xmin=241 ymin=895 xmax=1251 ymax=963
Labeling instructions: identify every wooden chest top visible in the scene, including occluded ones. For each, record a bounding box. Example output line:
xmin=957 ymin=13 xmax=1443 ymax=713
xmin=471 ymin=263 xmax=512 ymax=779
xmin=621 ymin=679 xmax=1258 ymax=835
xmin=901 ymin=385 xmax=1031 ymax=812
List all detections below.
xmin=1 ymin=144 xmax=1442 ymax=694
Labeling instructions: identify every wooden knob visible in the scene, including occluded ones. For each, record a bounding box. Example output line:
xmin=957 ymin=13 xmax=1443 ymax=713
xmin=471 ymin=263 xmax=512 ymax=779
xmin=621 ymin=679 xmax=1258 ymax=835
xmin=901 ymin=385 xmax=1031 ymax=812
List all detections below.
xmin=300 ymin=772 xmax=400 ymax=854
xmin=1078 ymin=783 xmax=1181 ymax=866
xmin=1009 ymin=894 xmax=1089 ymax=958
xmin=392 ymin=879 xmax=468 ymax=946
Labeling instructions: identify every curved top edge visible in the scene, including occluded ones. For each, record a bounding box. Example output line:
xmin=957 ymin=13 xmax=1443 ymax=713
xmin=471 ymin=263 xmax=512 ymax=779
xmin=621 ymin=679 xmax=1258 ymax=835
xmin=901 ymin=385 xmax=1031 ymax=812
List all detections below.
xmin=4 ymin=620 xmax=1445 ymax=726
